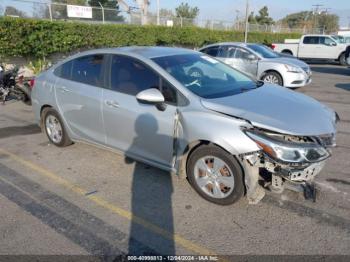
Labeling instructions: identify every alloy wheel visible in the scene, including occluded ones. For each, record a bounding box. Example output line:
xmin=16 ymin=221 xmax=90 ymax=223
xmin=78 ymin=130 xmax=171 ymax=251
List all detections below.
xmin=263 ymin=74 xmax=280 ymax=84
xmin=45 ymin=115 xmax=63 ymax=144
xmin=194 ymin=156 xmax=235 ymax=199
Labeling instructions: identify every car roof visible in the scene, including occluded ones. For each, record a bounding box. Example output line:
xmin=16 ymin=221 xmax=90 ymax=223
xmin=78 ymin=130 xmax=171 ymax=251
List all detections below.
xmin=199 ymin=42 xmax=262 ymax=50
xmin=71 ymin=46 xmax=196 ymax=59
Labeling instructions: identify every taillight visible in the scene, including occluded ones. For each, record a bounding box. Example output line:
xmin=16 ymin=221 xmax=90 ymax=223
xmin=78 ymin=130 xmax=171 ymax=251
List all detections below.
xmin=29 ymin=78 xmax=35 ymax=89
xmin=271 ymin=44 xmax=276 ymax=50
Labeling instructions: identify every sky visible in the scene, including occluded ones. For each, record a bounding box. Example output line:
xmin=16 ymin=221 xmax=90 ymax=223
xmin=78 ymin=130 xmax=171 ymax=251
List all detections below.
xmin=1 ymin=0 xmax=350 ymax=27
xmin=146 ymin=0 xmax=350 ymax=27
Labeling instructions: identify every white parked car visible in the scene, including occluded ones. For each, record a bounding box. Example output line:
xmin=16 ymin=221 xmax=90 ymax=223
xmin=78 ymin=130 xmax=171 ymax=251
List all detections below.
xmin=272 ymin=34 xmax=349 ymax=65
xmin=199 ymin=43 xmax=311 ymax=88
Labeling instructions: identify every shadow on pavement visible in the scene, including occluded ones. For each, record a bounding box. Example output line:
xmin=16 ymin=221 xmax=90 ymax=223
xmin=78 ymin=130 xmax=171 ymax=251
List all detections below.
xmin=335 ymin=83 xmax=350 ymax=91
xmin=126 ymin=114 xmax=175 ymax=255
xmin=0 ymin=124 xmax=41 ymax=139
xmin=311 ymin=66 xmax=350 ymax=76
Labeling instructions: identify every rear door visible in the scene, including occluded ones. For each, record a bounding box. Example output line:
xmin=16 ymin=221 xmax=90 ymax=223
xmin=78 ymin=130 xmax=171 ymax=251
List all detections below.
xmin=55 ymin=54 xmax=105 ymax=144
xmin=102 ymin=55 xmax=179 ymax=167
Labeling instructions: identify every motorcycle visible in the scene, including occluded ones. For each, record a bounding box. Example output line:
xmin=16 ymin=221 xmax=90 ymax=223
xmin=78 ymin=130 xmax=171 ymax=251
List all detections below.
xmin=0 ymin=64 xmax=33 ymax=105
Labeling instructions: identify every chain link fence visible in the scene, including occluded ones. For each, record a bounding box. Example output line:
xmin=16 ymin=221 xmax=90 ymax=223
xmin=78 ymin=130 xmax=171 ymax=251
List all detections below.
xmin=1 ymin=0 xmax=323 ymax=34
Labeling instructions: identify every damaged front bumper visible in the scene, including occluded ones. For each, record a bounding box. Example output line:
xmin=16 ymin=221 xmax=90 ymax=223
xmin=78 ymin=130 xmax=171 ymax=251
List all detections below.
xmin=240 ymin=130 xmax=336 ymax=204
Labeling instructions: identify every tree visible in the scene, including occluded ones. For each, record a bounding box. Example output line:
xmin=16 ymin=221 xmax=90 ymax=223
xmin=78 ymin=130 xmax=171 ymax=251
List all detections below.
xmin=4 ymin=6 xmax=27 ymax=17
xmin=175 ymin=2 xmax=199 ymax=19
xmin=280 ymin=11 xmax=312 ymax=28
xmin=317 ymin=13 xmax=339 ymax=33
xmin=280 ymin=10 xmax=339 ymax=33
xmin=255 ymin=6 xmax=274 ymax=25
xmin=88 ymin=0 xmax=125 ymax=22
xmin=248 ymin=11 xmax=256 ymax=24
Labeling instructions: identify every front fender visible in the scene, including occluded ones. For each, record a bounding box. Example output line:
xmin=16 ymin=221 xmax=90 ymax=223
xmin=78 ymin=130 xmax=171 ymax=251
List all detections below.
xmin=177 ymin=109 xmax=260 ymax=156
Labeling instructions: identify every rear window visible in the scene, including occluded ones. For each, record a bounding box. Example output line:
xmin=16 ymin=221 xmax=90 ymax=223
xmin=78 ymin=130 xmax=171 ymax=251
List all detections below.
xmin=54 ymin=54 xmax=105 ymax=87
xmin=201 ymin=46 xmax=219 ymax=57
xmin=71 ymin=55 xmax=104 ymax=86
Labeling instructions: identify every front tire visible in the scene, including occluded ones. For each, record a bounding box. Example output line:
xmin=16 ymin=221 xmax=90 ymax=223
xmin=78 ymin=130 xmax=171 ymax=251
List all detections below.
xmin=262 ymin=71 xmax=283 ymax=86
xmin=339 ymin=53 xmax=347 ymax=66
xmin=42 ymin=108 xmax=72 ymax=147
xmin=187 ymin=144 xmax=244 ymax=205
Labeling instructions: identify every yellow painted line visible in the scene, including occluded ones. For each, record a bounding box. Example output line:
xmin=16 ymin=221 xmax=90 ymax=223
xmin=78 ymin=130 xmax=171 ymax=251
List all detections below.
xmin=0 ymin=148 xmax=215 ymax=255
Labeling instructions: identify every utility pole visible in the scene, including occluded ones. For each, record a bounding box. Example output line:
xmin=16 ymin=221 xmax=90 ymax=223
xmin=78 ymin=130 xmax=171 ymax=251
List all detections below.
xmin=235 ymin=10 xmax=240 ymax=30
xmin=156 ymin=0 xmax=160 ymax=25
xmin=98 ymin=1 xmax=105 ymax=24
xmin=312 ymin=4 xmax=323 ymax=32
xmin=244 ymin=0 xmax=249 ymax=43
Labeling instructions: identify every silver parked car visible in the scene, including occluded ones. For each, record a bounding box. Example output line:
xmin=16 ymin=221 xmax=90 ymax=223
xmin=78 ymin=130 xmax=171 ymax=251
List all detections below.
xmin=199 ymin=43 xmax=312 ymax=88
xmin=32 ymin=47 xmax=338 ymax=205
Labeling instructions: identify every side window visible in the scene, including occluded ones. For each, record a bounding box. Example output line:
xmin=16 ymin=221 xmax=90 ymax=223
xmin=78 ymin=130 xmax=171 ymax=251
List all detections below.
xmin=235 ymin=48 xmax=253 ymax=60
xmin=54 ymin=60 xmax=73 ymax=79
xmin=110 ymin=55 xmax=159 ymax=96
xmin=71 ymin=54 xmax=104 ymax=86
xmin=110 ymin=55 xmax=178 ymax=104
xmin=220 ymin=46 xmax=236 ymax=58
xmin=320 ymin=37 xmax=335 ymax=46
xmin=202 ymin=46 xmax=219 ymax=57
xmin=303 ymin=36 xmax=319 ymax=44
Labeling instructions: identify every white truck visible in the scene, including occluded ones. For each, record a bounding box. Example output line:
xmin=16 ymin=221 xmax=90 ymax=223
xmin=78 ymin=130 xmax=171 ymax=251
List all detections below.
xmin=272 ymin=34 xmax=349 ymax=66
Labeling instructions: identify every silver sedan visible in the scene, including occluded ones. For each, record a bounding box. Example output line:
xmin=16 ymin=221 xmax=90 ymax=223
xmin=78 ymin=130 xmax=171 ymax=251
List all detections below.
xmin=31 ymin=47 xmax=337 ymax=205
xmin=199 ymin=43 xmax=312 ymax=88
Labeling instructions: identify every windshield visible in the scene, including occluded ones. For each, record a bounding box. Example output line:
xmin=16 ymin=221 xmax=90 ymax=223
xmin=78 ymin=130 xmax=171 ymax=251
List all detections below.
xmin=152 ymin=54 xmax=259 ymax=99
xmin=331 ymin=35 xmax=345 ymax=43
xmin=247 ymin=44 xmax=280 ymax=59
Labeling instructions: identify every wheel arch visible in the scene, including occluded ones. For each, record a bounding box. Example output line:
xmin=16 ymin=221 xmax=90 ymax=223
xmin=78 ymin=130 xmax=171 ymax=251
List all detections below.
xmin=40 ymin=104 xmax=53 ymax=128
xmin=177 ymin=139 xmax=245 ymax=180
xmin=260 ymin=69 xmax=284 ymax=86
xmin=281 ymin=49 xmax=293 ymax=56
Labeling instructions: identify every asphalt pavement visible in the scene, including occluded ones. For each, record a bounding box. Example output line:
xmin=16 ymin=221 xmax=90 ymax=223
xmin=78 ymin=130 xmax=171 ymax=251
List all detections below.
xmin=0 ymin=64 xmax=349 ymax=258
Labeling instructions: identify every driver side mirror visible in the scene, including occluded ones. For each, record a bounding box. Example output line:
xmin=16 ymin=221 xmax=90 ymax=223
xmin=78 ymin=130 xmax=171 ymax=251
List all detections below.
xmin=136 ymin=88 xmax=165 ymax=104
xmin=247 ymin=54 xmax=257 ymax=61
xmin=329 ymin=42 xmax=337 ymax=46
xmin=136 ymin=88 xmax=166 ymax=111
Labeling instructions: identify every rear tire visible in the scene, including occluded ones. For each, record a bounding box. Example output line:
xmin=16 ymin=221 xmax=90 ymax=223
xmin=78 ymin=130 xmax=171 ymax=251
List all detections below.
xmin=186 ymin=144 xmax=244 ymax=205
xmin=42 ymin=108 xmax=72 ymax=147
xmin=281 ymin=50 xmax=293 ymax=56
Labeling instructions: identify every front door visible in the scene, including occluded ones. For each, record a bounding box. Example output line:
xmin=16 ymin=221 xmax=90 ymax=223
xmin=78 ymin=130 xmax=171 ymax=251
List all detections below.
xmin=102 ymin=55 xmax=178 ymax=167
xmin=233 ymin=47 xmax=259 ymax=78
xmin=318 ymin=36 xmax=341 ymax=59
xmin=219 ymin=46 xmax=258 ymax=78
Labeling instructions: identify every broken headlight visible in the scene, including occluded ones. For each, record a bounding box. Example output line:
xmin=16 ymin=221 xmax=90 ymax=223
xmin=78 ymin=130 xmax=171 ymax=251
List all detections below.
xmin=245 ymin=130 xmax=330 ymax=163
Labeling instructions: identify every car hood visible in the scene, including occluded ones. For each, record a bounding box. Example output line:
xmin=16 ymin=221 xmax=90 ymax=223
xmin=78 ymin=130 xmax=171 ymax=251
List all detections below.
xmin=262 ymin=57 xmax=309 ymax=69
xmin=201 ymin=84 xmax=336 ymax=136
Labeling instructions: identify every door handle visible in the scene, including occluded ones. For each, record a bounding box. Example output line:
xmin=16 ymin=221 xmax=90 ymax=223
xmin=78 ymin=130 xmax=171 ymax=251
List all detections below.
xmin=105 ymin=100 xmax=119 ymax=108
